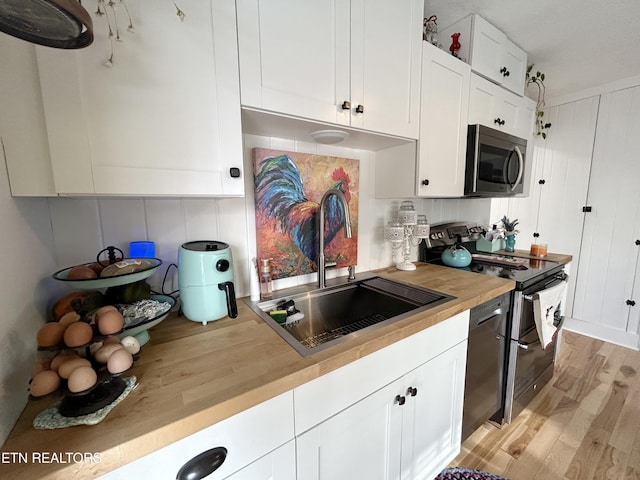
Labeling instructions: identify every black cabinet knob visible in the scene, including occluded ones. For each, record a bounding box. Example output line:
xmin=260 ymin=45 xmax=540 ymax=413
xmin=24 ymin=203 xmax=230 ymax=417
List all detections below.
xmin=626 ymin=299 xmax=636 ymax=306
xmin=341 ymin=100 xmax=351 ymax=110
xmin=177 ymin=447 xmax=227 ymax=480
xmin=394 ymin=395 xmax=406 ymax=406
xmin=421 ymin=179 xmax=429 ymax=186
xmin=635 ymin=239 xmax=640 ymax=246
xmin=355 ymin=104 xmax=364 ymax=114
xmin=229 ymin=167 xmax=241 ymax=178
xmin=538 ymin=179 xmax=546 ymax=185
xmin=494 ymin=118 xmax=505 ymax=126
xmin=533 ymin=232 xmax=540 ymax=238
xmin=406 ymin=386 xmax=418 ymax=397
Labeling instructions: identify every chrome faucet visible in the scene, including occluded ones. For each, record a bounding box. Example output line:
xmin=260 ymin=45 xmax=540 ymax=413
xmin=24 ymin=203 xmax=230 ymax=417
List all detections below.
xmin=318 ymin=188 xmax=353 ymax=288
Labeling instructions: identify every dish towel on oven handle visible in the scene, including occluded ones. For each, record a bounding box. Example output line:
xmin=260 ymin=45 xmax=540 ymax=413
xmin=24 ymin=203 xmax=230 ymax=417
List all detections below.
xmin=533 ymin=280 xmax=567 ymax=349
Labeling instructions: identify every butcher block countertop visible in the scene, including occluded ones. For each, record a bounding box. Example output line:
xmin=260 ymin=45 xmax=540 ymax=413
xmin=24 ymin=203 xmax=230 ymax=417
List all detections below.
xmin=0 ymin=263 xmax=519 ymax=479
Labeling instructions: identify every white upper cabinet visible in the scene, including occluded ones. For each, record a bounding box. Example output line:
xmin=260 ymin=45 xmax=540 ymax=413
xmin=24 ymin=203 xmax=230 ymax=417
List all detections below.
xmin=468 ymin=74 xmax=535 ymax=140
xmin=441 ymin=14 xmax=527 ymax=96
xmin=236 ymin=0 xmax=423 ymax=139
xmin=376 ymin=42 xmax=470 ymax=198
xmin=31 ymin=0 xmax=244 ymax=197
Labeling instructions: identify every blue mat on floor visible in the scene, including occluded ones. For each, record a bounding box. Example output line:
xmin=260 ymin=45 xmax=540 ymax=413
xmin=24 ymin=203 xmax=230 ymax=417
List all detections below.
xmin=435 ymin=467 xmax=509 ymax=480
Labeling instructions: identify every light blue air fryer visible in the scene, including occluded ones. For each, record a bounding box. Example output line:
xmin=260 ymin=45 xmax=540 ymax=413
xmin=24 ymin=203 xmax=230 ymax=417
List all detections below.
xmin=178 ymin=241 xmax=238 ymax=325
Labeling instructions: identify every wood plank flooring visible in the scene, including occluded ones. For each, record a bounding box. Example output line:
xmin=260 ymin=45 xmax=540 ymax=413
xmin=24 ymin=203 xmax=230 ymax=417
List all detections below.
xmin=450 ymin=331 xmax=640 ymax=480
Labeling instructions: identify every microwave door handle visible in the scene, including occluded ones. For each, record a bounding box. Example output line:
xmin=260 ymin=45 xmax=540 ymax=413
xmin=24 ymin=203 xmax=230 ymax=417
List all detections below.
xmin=510 ymin=146 xmax=524 ymax=192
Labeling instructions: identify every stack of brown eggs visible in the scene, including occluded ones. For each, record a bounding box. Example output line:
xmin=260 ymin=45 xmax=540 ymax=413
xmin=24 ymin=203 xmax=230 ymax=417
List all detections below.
xmin=31 ymin=293 xmax=140 ymax=399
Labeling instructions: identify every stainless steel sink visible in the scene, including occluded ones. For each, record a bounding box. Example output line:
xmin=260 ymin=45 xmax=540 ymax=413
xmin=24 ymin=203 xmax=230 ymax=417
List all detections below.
xmin=246 ymin=275 xmax=454 ymax=356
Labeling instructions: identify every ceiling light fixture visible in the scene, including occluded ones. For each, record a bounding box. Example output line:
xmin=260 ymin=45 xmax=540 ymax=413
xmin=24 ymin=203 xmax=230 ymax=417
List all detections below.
xmin=309 ymin=129 xmax=350 ymax=145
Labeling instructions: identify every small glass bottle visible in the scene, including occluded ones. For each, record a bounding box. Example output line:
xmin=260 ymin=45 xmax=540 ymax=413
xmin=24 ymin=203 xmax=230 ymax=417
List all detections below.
xmin=259 ymin=258 xmax=273 ymax=300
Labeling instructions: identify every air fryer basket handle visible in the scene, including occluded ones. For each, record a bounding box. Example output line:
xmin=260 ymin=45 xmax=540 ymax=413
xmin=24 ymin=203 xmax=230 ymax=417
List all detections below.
xmin=218 ymin=281 xmax=238 ymax=318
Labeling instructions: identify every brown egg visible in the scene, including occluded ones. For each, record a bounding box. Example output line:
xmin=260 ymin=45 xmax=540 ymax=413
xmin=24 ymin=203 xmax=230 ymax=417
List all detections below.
xmin=57 ymin=357 xmax=92 ymax=379
xmin=37 ymin=322 xmax=64 ymax=348
xmin=95 ymin=305 xmax=118 ymax=317
xmin=67 ymin=264 xmax=98 ymax=280
xmin=63 ymin=322 xmax=94 ymax=348
xmin=50 ymin=351 xmax=80 ymax=372
xmin=107 ymin=348 xmax=133 ymax=374
xmin=94 ymin=343 xmax=124 ymax=364
xmin=30 ymin=370 xmax=61 ymax=397
xmin=58 ymin=311 xmax=81 ymax=330
xmin=97 ymin=309 xmax=124 ymax=335
xmin=67 ymin=366 xmax=97 ymax=393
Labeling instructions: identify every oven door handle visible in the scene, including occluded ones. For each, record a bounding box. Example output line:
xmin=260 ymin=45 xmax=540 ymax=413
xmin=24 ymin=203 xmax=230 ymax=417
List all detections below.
xmin=517 ymin=338 xmax=540 ymax=350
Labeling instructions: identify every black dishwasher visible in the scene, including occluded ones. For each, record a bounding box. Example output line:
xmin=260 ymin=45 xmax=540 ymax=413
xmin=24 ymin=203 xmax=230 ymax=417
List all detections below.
xmin=462 ymin=291 xmax=510 ymax=440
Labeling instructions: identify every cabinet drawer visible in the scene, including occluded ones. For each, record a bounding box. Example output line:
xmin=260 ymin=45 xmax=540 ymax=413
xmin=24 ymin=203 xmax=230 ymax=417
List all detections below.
xmin=293 ymin=311 xmax=469 ymax=434
xmin=99 ymin=391 xmax=294 ymax=479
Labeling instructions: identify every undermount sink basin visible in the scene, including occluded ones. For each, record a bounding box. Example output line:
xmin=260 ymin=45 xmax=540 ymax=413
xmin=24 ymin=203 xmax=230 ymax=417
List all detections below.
xmin=246 ymin=275 xmax=454 ymax=356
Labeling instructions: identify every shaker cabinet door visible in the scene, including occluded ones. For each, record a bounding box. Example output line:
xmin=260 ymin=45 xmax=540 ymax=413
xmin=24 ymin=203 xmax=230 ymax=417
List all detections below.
xmin=236 ymin=0 xmax=422 ymax=139
xmin=36 ymin=0 xmax=244 ymax=196
xmin=296 ymin=380 xmax=403 ymax=480
xmin=416 ymin=42 xmax=470 ymax=197
xmin=236 ymin=0 xmax=350 ymax=126
xmin=401 ymin=340 xmax=467 ymax=480
xmin=352 ymin=0 xmax=423 ymax=139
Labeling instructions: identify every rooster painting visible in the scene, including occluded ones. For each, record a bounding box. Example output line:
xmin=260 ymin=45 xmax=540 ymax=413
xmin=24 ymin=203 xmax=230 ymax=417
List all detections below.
xmin=253 ymin=148 xmax=359 ymax=278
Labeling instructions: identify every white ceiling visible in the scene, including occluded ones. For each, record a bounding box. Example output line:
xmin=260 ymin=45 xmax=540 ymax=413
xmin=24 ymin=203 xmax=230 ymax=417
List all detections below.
xmin=425 ymin=0 xmax=640 ymax=101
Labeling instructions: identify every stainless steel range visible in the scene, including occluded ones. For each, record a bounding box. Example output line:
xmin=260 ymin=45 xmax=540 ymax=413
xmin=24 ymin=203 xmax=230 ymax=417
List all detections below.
xmin=420 ymin=221 xmax=566 ymax=436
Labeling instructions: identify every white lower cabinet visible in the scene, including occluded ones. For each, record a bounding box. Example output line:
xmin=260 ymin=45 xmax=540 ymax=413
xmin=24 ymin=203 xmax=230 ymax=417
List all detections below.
xmin=297 ymin=341 xmax=467 ymax=480
xmin=99 ymin=312 xmax=469 ymax=479
xmin=98 ymin=391 xmax=294 ymax=479
xmin=294 ymin=311 xmax=469 ymax=480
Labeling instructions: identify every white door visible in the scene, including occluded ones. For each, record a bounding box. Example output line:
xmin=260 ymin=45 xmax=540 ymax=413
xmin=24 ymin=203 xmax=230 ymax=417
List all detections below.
xmin=236 ymin=0 xmax=351 ymax=125
xmin=37 ymin=0 xmax=244 ymax=196
xmin=469 ymin=15 xmax=505 ymax=85
xmin=573 ymin=86 xmax=640 ymax=340
xmin=296 ymin=380 xmax=403 ymax=480
xmin=417 ymin=42 xmax=470 ymax=197
xmin=534 ymin=97 xmax=599 ymax=316
xmin=400 ymin=341 xmax=467 ymax=480
xmin=352 ymin=0 xmax=422 ymax=138
xmin=500 ymin=38 xmax=527 ymax=95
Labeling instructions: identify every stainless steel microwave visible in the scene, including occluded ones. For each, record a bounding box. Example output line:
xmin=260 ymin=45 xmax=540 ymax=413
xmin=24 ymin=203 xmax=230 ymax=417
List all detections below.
xmin=464 ymin=124 xmax=527 ymax=197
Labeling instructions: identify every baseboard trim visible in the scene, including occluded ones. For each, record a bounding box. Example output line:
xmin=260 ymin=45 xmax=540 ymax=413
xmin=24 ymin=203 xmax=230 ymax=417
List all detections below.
xmin=563 ymin=317 xmax=639 ymax=350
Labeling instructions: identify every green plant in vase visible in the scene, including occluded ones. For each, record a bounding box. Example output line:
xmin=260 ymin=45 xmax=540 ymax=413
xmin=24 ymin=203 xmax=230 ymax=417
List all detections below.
xmin=500 ymin=216 xmax=519 ymax=252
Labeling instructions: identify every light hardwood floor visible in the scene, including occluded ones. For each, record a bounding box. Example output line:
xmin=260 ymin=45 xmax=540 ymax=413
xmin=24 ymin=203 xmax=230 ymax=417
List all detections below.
xmin=450 ymin=330 xmax=640 ymax=480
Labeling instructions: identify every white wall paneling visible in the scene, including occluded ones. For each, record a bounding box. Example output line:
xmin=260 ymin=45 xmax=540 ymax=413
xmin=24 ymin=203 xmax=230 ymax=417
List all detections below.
xmin=0 ymin=148 xmax=58 ymax=444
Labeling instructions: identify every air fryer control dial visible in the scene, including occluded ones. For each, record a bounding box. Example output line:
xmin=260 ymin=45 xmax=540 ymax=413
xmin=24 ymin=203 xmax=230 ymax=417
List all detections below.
xmin=216 ymin=259 xmax=230 ymax=272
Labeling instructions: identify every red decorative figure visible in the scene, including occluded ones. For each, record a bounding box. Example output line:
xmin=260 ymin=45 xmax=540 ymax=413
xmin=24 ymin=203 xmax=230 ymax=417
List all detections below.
xmin=449 ymin=32 xmax=461 ymax=57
